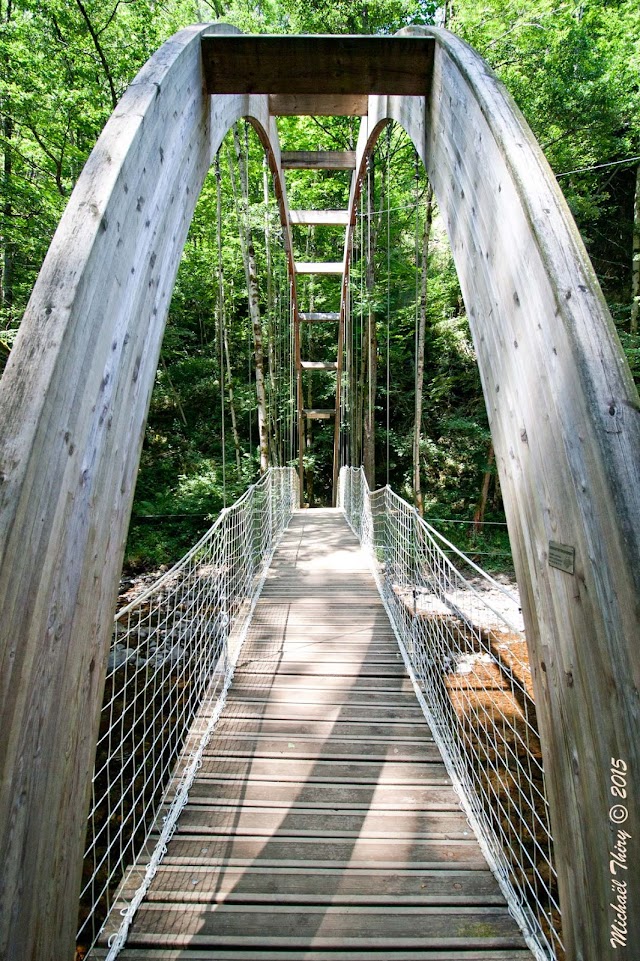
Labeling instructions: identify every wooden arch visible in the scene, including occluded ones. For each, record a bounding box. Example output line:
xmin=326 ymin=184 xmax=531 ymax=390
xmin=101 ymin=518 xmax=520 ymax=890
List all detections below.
xmin=0 ymin=24 xmax=297 ymax=959
xmin=0 ymin=24 xmax=638 ymax=961
xmin=344 ymin=27 xmax=640 ymax=961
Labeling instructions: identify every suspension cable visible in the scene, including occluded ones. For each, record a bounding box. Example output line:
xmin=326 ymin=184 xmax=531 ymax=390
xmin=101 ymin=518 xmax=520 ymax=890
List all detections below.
xmin=386 ymin=125 xmax=391 ymax=487
xmin=215 ymin=153 xmax=227 ymax=507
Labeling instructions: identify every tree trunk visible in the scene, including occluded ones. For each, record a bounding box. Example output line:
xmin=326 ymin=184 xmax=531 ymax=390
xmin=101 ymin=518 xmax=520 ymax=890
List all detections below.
xmin=473 ymin=442 xmax=495 ymax=533
xmin=231 ymin=124 xmax=269 ymax=473
xmin=631 ymin=164 xmax=640 ymax=335
xmin=363 ymin=163 xmax=377 ymax=487
xmin=263 ymin=156 xmax=280 ymax=465
xmin=413 ymin=184 xmax=433 ymax=516
xmin=74 ymin=0 xmax=118 ymax=109
xmin=0 ymin=1 xmax=11 ymax=322
xmin=305 ymin=250 xmax=316 ymax=506
xmin=363 ymin=305 xmax=377 ymax=487
xmin=216 ymin=156 xmax=242 ymax=474
xmin=223 ymin=318 xmax=242 ymax=473
xmin=1 ymin=114 xmax=13 ymax=322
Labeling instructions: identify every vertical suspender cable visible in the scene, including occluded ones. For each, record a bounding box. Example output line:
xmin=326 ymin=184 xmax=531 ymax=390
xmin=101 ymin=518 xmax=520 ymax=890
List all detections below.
xmin=216 ymin=154 xmax=227 ymax=507
xmin=414 ymin=152 xmax=420 ymax=450
xmin=367 ymin=160 xmax=373 ymax=475
xmin=386 ymin=126 xmax=391 ymax=488
xmin=359 ymin=178 xmax=364 ymax=466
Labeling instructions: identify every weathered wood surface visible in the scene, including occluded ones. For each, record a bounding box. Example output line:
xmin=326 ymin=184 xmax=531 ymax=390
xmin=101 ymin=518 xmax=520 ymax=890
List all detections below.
xmin=270 ymin=94 xmax=368 ymax=116
xmin=0 ymin=25 xmax=298 ymax=961
xmin=347 ymin=26 xmax=640 ymax=961
xmin=299 ymin=311 xmax=342 ymax=321
xmin=295 ymin=261 xmax=344 ymax=274
xmin=302 ymin=409 xmax=335 ymax=420
xmin=95 ymin=952 xmax=534 ymax=961
xmin=202 ymin=35 xmax=434 ymax=95
xmin=101 ymin=511 xmax=531 ymax=959
xmin=283 ymin=152 xmax=356 ymax=170
xmin=290 ymin=210 xmax=350 ymax=225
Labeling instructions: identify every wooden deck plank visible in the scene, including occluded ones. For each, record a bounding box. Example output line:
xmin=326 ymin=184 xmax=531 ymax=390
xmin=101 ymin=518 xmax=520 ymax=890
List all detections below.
xmin=121 ymin=865 xmax=504 ymax=901
xmin=105 ymin=510 xmax=532 ymax=959
xmin=177 ymin=781 xmax=459 ymax=807
xmin=213 ymin=718 xmax=430 ymax=739
xmin=127 ymin=904 xmax=526 ymax=940
xmin=97 ymin=950 xmax=535 ymax=960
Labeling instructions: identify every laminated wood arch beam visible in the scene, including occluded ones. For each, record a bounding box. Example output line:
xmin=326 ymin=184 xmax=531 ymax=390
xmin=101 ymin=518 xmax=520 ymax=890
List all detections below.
xmin=341 ymin=27 xmax=640 ymax=961
xmin=0 ymin=25 xmax=638 ymax=961
xmin=0 ymin=24 xmax=296 ymax=961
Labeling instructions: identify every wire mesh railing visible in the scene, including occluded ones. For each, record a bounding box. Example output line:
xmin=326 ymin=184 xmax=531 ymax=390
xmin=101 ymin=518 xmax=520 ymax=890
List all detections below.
xmin=339 ymin=466 xmax=562 ymax=961
xmin=77 ymin=467 xmax=298 ymax=958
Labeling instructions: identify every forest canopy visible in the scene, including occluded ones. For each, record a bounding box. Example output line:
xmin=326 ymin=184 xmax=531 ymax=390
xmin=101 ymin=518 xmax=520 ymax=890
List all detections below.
xmin=1 ymin=0 xmax=638 ymax=569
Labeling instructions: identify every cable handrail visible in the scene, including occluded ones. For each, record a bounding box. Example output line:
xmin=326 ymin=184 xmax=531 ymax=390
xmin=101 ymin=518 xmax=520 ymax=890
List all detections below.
xmin=115 ymin=478 xmax=261 ymax=619
xmin=78 ymin=467 xmax=299 ymax=956
xmin=339 ymin=465 xmax=562 ymax=961
xmin=386 ymin=485 xmax=521 ymax=611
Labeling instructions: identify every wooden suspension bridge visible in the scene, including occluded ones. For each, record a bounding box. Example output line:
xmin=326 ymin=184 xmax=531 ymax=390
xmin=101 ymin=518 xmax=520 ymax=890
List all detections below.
xmin=0 ymin=26 xmax=638 ymax=961
xmin=96 ymin=510 xmax=533 ymax=959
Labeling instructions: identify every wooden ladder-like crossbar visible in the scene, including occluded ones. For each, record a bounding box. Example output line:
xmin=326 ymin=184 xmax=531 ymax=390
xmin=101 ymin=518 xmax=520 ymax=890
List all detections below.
xmin=289 ymin=146 xmax=356 ymax=507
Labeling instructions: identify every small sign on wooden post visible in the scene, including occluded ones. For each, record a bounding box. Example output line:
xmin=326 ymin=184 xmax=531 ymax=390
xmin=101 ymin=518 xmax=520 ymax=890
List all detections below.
xmin=548 ymin=540 xmax=576 ymax=575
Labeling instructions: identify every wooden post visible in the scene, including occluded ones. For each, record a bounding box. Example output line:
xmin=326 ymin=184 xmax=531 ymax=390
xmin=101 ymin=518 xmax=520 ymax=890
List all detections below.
xmin=0 ymin=25 xmax=298 ymax=960
xmin=361 ymin=28 xmax=639 ymax=961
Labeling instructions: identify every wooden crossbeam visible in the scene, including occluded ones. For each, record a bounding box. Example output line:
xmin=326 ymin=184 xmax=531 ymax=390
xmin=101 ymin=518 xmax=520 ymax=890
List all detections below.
xmin=269 ymin=94 xmax=368 ymax=116
xmin=298 ymin=312 xmax=341 ymax=322
xmin=201 ymin=35 xmax=434 ymax=96
xmin=300 ymin=361 xmax=338 ymax=370
xmin=295 ymin=262 xmax=343 ymax=274
xmin=302 ymin=409 xmax=335 ymax=419
xmin=290 ymin=210 xmax=350 ymax=226
xmin=282 ymin=151 xmax=356 ymax=170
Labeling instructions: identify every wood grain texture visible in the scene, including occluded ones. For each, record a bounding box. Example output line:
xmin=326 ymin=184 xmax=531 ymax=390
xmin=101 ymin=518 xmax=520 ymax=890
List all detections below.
xmin=202 ymin=35 xmax=434 ymax=95
xmin=283 ymin=152 xmax=356 ymax=169
xmin=102 ymin=511 xmax=530 ymax=959
xmin=270 ymin=94 xmax=369 ymax=116
xmin=0 ymin=25 xmax=295 ymax=961
xmin=349 ymin=25 xmax=640 ymax=961
xmin=302 ymin=409 xmax=335 ymax=419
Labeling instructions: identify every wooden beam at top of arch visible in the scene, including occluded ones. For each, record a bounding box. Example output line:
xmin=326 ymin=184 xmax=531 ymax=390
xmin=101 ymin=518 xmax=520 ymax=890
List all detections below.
xmin=290 ymin=210 xmax=350 ymax=226
xmin=269 ymin=94 xmax=368 ymax=116
xmin=282 ymin=151 xmax=356 ymax=170
xmin=201 ymin=34 xmax=434 ymax=96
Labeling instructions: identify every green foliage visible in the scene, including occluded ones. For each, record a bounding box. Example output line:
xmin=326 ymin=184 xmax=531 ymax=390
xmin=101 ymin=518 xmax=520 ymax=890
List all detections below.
xmin=2 ymin=0 xmax=638 ymax=575
xmin=450 ymin=0 xmax=640 ymax=303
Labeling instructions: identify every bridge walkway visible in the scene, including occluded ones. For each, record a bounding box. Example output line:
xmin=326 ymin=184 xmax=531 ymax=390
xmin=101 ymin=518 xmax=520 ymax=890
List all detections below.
xmin=102 ymin=509 xmax=532 ymax=960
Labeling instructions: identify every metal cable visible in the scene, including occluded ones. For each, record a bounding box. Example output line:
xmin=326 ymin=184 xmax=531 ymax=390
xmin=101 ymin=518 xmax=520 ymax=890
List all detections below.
xmin=339 ymin=465 xmax=563 ymax=961
xmin=78 ymin=468 xmax=298 ymax=954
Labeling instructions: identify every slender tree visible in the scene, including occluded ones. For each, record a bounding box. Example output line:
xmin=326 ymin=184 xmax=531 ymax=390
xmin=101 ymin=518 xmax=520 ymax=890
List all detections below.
xmin=413 ymin=183 xmax=433 ymax=516
xmin=216 ymin=155 xmax=242 ymax=473
xmin=230 ymin=124 xmax=269 ymax=473
xmin=631 ymin=164 xmax=640 ymax=335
